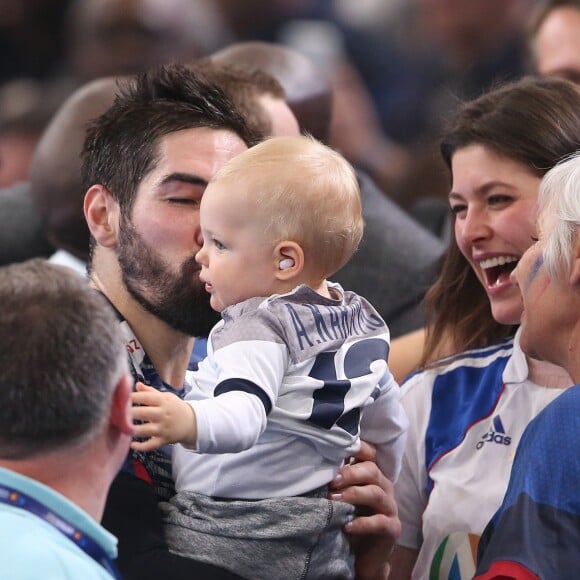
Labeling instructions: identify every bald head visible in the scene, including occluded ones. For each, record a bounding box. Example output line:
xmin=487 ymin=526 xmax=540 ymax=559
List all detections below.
xmin=28 ymin=77 xmax=122 ymax=258
xmin=211 ymin=41 xmax=333 ymax=142
xmin=190 ymin=58 xmax=299 ymax=139
xmin=530 ymin=1 xmax=580 ymax=83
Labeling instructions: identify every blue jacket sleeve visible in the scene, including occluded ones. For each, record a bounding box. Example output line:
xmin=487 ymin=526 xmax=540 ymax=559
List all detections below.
xmin=475 ymin=386 xmax=580 ymax=580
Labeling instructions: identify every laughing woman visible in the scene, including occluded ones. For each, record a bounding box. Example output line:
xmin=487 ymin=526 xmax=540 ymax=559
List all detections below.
xmin=389 ymin=76 xmax=580 ymax=580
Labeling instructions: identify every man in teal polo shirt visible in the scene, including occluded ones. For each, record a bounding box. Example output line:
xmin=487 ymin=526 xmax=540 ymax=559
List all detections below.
xmin=0 ymin=259 xmax=133 ymax=579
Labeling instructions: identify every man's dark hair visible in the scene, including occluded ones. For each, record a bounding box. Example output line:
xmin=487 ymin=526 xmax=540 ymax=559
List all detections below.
xmin=81 ymin=63 xmax=260 ymax=216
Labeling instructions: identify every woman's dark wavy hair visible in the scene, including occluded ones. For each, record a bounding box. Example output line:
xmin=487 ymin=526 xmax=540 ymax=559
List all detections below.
xmin=421 ymin=75 xmax=580 ymax=366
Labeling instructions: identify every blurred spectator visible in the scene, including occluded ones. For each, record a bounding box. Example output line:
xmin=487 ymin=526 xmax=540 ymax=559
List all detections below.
xmin=209 ymin=0 xmax=538 ymax=210
xmin=529 ymin=0 xmax=580 ymax=83
xmin=0 ymin=0 xmax=544 ymax=215
xmin=208 ymin=2 xmax=414 ymax=197
xmin=391 ymin=0 xmax=538 ymax=211
xmin=213 ymin=0 xmax=533 ymax=143
xmin=211 ymin=41 xmax=446 ymax=336
xmin=0 ymin=77 xmax=73 ymax=187
xmin=0 ymin=0 xmax=71 ymax=82
xmin=193 ymin=59 xmax=300 ymax=138
xmin=0 ymin=183 xmax=53 ymax=266
xmin=388 ymin=0 xmax=535 ymax=136
xmin=277 ymin=18 xmax=412 ymax=197
xmin=28 ymin=76 xmax=121 ymax=272
xmin=64 ymin=0 xmax=229 ymax=80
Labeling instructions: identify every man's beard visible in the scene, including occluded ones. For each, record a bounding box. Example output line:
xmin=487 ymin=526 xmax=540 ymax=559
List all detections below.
xmin=117 ymin=216 xmax=219 ymax=337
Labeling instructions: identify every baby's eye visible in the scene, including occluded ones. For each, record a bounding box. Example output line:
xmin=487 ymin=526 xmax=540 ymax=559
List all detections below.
xmin=214 ymin=239 xmax=226 ymax=250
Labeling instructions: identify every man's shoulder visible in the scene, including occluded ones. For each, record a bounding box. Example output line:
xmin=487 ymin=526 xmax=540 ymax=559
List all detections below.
xmin=0 ymin=510 xmax=111 ymax=579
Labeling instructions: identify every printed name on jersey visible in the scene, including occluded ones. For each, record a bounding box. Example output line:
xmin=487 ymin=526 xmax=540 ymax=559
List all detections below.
xmin=285 ymin=301 xmax=385 ymax=352
xmin=476 ymin=415 xmax=511 ymax=450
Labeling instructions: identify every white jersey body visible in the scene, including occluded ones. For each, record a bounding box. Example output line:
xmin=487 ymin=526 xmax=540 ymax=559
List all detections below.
xmin=175 ymin=283 xmax=408 ymax=499
xmin=396 ymin=332 xmax=568 ymax=579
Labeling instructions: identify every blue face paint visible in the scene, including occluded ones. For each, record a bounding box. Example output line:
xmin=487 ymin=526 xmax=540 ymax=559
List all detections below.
xmin=525 ymin=254 xmax=544 ymax=292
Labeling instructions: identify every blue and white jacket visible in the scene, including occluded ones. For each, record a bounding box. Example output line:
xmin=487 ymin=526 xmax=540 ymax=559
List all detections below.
xmin=395 ymin=331 xmax=569 ymax=580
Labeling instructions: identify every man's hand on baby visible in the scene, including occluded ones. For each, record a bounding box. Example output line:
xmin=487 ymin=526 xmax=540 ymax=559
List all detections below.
xmin=130 ymin=382 xmax=198 ymax=452
xmin=329 ymin=442 xmax=400 ymax=580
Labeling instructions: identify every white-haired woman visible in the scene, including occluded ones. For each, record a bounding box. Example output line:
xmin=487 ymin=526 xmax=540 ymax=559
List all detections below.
xmin=476 ymin=151 xmax=580 ymax=579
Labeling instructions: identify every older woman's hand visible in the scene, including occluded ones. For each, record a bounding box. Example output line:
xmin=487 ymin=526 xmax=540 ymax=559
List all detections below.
xmin=329 ymin=442 xmax=401 ymax=580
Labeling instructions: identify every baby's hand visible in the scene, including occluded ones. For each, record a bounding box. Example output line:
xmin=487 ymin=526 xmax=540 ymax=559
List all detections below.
xmin=131 ymin=382 xmax=197 ymax=451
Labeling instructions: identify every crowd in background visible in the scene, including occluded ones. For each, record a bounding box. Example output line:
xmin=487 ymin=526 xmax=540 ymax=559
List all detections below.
xmin=1 ymin=1 xmax=580 ymax=579
xmin=0 ymin=0 xmax=539 ymax=218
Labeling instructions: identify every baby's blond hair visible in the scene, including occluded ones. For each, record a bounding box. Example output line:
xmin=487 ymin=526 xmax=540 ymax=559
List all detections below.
xmin=211 ymin=135 xmax=363 ymax=278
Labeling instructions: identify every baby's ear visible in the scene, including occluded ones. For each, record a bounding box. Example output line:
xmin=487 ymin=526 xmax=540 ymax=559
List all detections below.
xmin=274 ymin=241 xmax=304 ymax=280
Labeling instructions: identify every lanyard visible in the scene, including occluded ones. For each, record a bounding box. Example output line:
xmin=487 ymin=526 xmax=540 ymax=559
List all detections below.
xmin=0 ymin=483 xmax=122 ymax=579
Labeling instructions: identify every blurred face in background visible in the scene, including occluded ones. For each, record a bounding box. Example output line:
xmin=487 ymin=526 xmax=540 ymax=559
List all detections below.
xmin=533 ymin=5 xmax=580 ymax=84
xmin=413 ymin=0 xmax=531 ymax=63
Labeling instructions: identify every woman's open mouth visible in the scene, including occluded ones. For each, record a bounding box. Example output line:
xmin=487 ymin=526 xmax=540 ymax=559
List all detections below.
xmin=480 ymin=255 xmax=519 ymax=289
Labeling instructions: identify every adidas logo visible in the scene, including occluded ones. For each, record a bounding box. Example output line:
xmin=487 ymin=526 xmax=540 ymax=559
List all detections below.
xmin=476 ymin=415 xmax=512 ymax=450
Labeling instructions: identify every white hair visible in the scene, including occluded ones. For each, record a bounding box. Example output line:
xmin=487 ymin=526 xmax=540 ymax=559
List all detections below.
xmin=538 ymin=150 xmax=580 ymax=279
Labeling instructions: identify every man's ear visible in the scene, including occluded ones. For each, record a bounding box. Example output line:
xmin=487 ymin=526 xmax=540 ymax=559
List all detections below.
xmin=109 ymin=374 xmax=134 ymax=437
xmin=84 ymin=185 xmax=120 ymax=248
xmin=274 ymin=241 xmax=304 ymax=281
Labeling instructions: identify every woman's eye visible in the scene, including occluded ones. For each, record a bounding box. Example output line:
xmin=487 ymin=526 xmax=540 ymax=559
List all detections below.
xmin=531 ymin=236 xmax=539 ymax=243
xmin=450 ymin=204 xmax=466 ymax=216
xmin=488 ymin=194 xmax=512 ymax=206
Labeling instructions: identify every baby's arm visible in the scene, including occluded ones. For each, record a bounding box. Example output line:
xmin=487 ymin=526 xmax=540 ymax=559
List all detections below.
xmin=360 ymin=370 xmax=408 ymax=482
xmin=131 ymin=383 xmax=198 ymax=451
